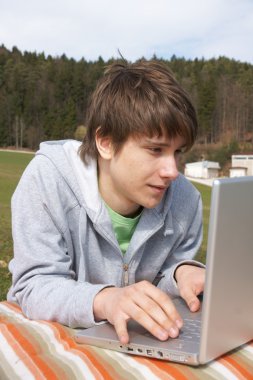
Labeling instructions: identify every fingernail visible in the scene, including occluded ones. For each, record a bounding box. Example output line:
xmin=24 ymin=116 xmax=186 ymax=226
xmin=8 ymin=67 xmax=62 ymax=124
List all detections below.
xmin=169 ymin=326 xmax=179 ymax=338
xmin=189 ymin=301 xmax=196 ymax=311
xmin=176 ymin=319 xmax=183 ymax=329
xmin=120 ymin=335 xmax=129 ymax=345
xmin=158 ymin=330 xmax=169 ymax=340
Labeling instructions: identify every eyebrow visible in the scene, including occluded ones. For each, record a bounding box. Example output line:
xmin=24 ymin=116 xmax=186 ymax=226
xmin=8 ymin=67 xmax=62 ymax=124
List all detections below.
xmin=142 ymin=139 xmax=186 ymax=149
xmin=142 ymin=139 xmax=169 ymax=147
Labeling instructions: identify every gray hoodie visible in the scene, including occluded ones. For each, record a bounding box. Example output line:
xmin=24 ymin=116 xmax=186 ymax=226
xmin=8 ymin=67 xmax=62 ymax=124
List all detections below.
xmin=7 ymin=140 xmax=203 ymax=328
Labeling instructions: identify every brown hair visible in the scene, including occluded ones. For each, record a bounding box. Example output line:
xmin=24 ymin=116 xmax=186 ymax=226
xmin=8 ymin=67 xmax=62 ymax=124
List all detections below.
xmin=79 ymin=60 xmax=198 ymax=163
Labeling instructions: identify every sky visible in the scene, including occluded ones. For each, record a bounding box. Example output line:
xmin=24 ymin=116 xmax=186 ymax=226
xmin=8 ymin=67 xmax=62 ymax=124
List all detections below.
xmin=1 ymin=0 xmax=253 ymax=63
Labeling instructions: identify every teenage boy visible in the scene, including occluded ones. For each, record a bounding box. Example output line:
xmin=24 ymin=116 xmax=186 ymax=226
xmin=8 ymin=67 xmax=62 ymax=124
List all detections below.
xmin=8 ymin=60 xmax=205 ymax=345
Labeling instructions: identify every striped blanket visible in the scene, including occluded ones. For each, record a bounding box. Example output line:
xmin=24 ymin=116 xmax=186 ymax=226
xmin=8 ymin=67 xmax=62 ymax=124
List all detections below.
xmin=0 ymin=301 xmax=252 ymax=380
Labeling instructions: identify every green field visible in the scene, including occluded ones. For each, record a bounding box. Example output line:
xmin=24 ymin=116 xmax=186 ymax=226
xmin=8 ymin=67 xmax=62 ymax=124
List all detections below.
xmin=192 ymin=182 xmax=211 ymax=263
xmin=0 ymin=151 xmax=34 ymax=300
xmin=0 ymin=151 xmax=211 ymax=301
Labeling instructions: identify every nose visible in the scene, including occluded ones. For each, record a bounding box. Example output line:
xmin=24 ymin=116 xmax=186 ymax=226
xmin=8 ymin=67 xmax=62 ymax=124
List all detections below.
xmin=159 ymin=156 xmax=179 ymax=181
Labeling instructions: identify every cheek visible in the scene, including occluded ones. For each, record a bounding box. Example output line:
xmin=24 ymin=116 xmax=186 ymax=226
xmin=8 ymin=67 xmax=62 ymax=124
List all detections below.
xmin=114 ymin=153 xmax=155 ymax=186
xmin=129 ymin=168 xmax=153 ymax=190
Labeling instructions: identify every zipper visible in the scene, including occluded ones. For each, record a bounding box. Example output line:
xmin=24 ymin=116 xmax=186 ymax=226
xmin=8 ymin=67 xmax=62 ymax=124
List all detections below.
xmin=94 ymin=217 xmax=165 ymax=288
xmin=123 ymin=263 xmax=129 ymax=286
xmin=94 ymin=224 xmax=131 ymax=287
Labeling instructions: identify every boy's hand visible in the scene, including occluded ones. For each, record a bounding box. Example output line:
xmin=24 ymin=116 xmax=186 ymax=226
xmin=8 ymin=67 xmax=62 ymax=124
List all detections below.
xmin=175 ymin=265 xmax=205 ymax=312
xmin=93 ymin=281 xmax=183 ymax=344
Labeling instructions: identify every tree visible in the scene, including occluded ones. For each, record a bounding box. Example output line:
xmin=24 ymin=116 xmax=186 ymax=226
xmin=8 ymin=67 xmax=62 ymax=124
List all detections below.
xmin=74 ymin=125 xmax=87 ymax=141
xmin=0 ymin=45 xmax=253 ymax=150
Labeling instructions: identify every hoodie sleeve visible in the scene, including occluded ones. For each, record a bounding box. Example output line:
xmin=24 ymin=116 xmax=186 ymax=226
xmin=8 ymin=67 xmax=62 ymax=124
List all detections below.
xmin=8 ymin=155 xmax=113 ymax=328
xmin=156 ymin=192 xmax=204 ymax=297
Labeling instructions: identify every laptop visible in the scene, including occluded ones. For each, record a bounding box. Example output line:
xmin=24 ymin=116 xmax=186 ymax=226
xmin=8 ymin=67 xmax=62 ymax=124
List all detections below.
xmin=75 ymin=176 xmax=253 ymax=366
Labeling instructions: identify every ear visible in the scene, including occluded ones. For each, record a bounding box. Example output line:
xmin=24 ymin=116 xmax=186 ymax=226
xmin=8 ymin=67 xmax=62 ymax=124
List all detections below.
xmin=95 ymin=129 xmax=114 ymax=160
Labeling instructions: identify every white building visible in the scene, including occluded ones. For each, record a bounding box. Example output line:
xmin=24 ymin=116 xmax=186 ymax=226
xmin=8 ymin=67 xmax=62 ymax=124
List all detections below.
xmin=229 ymin=167 xmax=248 ymax=178
xmin=184 ymin=161 xmax=220 ymax=179
xmin=230 ymin=155 xmax=253 ymax=177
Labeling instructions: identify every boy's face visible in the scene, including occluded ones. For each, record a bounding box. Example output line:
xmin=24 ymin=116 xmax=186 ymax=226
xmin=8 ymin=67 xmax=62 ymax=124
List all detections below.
xmin=97 ymin=133 xmax=186 ymax=216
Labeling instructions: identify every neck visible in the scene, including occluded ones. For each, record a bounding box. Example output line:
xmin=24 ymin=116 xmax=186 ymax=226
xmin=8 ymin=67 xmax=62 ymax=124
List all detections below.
xmin=97 ymin=159 xmax=141 ymax=217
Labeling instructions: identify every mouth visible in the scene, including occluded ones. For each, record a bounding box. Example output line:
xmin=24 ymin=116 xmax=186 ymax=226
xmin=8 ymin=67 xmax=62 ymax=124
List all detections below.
xmin=148 ymin=184 xmax=168 ymax=194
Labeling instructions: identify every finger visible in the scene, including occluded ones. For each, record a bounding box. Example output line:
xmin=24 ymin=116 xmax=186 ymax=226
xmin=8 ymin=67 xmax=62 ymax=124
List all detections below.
xmin=126 ymin=290 xmax=180 ymax=339
xmin=130 ymin=303 xmax=172 ymax=340
xmin=189 ymin=297 xmax=201 ymax=312
xmin=114 ymin=319 xmax=129 ymax=344
xmin=136 ymin=282 xmax=183 ymax=328
xmin=134 ymin=291 xmax=181 ymax=335
xmin=156 ymin=293 xmax=183 ymax=328
xmin=180 ymin=288 xmax=201 ymax=312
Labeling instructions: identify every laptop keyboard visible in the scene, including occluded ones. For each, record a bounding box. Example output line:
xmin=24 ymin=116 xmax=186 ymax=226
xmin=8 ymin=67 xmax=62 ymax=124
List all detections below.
xmin=178 ymin=318 xmax=201 ymax=342
xmin=143 ymin=318 xmax=201 ymax=344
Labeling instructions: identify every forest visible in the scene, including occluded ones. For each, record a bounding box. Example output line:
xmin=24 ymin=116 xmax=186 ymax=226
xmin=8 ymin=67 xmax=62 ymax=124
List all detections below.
xmin=0 ymin=44 xmax=253 ymax=159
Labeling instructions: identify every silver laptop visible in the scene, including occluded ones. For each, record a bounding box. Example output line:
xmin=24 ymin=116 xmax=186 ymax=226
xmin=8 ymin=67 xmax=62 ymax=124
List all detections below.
xmin=75 ymin=176 xmax=253 ymax=366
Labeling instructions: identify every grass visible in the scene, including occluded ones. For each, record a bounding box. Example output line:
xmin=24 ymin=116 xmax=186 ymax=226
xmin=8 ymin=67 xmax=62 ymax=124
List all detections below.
xmin=0 ymin=151 xmax=211 ymax=301
xmin=191 ymin=182 xmax=212 ymax=263
xmin=0 ymin=151 xmax=34 ymax=300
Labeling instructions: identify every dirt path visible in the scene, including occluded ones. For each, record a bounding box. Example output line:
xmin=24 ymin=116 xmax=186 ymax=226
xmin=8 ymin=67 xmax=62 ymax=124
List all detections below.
xmin=0 ymin=148 xmax=34 ymax=154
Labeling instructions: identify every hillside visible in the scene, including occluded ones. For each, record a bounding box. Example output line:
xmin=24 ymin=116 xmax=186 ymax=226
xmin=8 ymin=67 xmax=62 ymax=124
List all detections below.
xmin=0 ymin=45 xmax=253 ymax=159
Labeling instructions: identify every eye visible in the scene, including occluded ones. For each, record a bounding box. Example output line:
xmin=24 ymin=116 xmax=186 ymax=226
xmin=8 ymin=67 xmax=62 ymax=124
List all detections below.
xmin=175 ymin=148 xmax=185 ymax=156
xmin=148 ymin=147 xmax=162 ymax=154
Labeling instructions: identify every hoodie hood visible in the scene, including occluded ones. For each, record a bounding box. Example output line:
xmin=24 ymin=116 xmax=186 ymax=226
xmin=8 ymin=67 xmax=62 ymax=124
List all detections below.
xmin=36 ymin=140 xmax=104 ymax=220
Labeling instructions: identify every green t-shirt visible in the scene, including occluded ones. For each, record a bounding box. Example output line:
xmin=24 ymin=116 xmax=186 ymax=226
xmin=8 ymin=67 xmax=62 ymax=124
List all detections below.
xmin=105 ymin=204 xmax=142 ymax=254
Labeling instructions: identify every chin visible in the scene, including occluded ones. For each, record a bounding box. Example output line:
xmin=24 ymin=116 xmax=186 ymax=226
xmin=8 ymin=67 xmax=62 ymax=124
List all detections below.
xmin=141 ymin=200 xmax=161 ymax=209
